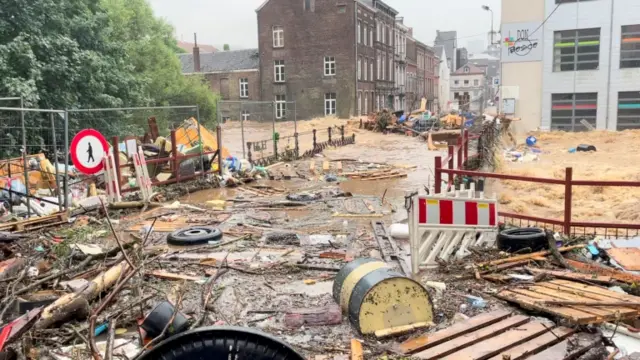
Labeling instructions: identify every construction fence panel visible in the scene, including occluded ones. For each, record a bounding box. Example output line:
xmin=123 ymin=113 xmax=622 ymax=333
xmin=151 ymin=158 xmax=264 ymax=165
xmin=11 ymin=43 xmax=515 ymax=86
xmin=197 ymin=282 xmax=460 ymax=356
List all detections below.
xmin=218 ymin=100 xmax=280 ymax=160
xmin=0 ymin=106 xmax=70 ymax=218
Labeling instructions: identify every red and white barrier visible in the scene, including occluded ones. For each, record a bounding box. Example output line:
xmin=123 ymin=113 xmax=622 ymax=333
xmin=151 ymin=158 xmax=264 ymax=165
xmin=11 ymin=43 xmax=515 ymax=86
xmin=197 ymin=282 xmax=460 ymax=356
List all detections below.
xmin=133 ymin=147 xmax=153 ymax=201
xmin=408 ymin=183 xmax=499 ymax=274
xmin=103 ymin=149 xmax=121 ymax=203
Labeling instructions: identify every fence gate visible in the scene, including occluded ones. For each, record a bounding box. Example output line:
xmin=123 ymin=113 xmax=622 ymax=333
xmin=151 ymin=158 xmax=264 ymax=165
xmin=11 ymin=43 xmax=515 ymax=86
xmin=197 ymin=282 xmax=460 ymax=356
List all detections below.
xmin=408 ymin=183 xmax=499 ymax=275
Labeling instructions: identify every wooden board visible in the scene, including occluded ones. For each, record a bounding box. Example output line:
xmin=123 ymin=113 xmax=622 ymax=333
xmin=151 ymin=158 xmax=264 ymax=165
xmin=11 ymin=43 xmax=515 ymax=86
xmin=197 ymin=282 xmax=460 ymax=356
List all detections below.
xmin=526 ymin=340 xmax=568 ymax=360
xmin=128 ymin=219 xmax=204 ymax=232
xmin=441 ymin=322 xmax=550 ymax=360
xmin=397 ymin=310 xmax=512 ymax=354
xmin=414 ymin=315 xmax=530 ymax=360
xmin=565 ymin=259 xmax=640 ymax=284
xmin=606 ymin=248 xmax=640 ymax=271
xmin=526 ymin=268 xmax=612 ymax=284
xmin=497 ymin=280 xmax=640 ymax=324
xmin=322 ymin=161 xmax=330 ymax=172
xmin=488 ymin=327 xmax=574 ymax=360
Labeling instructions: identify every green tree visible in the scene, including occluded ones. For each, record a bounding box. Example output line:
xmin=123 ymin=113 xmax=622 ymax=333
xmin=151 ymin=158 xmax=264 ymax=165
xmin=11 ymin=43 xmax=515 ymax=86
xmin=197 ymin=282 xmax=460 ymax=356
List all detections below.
xmin=223 ymin=44 xmax=230 ymax=51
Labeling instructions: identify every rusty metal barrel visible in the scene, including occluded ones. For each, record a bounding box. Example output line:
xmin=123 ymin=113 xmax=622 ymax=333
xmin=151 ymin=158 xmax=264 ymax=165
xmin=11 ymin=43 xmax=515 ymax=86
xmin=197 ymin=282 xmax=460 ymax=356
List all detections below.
xmin=332 ymin=258 xmax=434 ymax=335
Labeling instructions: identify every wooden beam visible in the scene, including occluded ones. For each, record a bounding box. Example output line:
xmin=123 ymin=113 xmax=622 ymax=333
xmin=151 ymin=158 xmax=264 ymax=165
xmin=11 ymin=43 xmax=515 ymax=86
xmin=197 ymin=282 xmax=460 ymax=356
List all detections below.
xmin=488 ymin=327 xmax=574 ymax=360
xmin=477 ymin=245 xmax=585 ymax=268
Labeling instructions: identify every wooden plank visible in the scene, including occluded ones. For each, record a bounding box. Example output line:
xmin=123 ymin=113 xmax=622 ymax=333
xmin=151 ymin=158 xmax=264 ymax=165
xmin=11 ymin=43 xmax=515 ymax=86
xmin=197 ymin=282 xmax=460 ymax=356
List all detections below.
xmin=477 ymin=245 xmax=585 ymax=267
xmin=526 ymin=267 xmax=612 ymax=284
xmin=351 ymin=339 xmax=363 ymax=360
xmin=495 ymin=290 xmax=597 ymax=324
xmin=442 ymin=322 xmax=550 ymax=360
xmin=148 ymin=270 xmax=202 ymax=281
xmin=488 ymin=327 xmax=575 ymax=360
xmin=322 ymin=161 xmax=330 ymax=172
xmin=536 ymin=282 xmax=640 ymax=314
xmin=336 ymin=162 xmax=343 ymax=172
xmin=414 ymin=315 xmax=531 ymax=360
xmin=309 ymin=161 xmax=316 ymax=174
xmin=550 ymin=280 xmax=640 ymax=302
xmin=507 ymin=288 xmax=611 ymax=321
xmin=397 ymin=310 xmax=512 ymax=354
xmin=527 ymin=285 xmax=637 ymax=318
xmin=606 ymin=248 xmax=640 ymax=271
xmin=361 ymin=173 xmax=408 ymax=181
xmin=527 ymin=340 xmax=568 ymax=360
xmin=565 ymin=259 xmax=640 ymax=284
xmin=479 ymin=260 xmax=532 ymax=274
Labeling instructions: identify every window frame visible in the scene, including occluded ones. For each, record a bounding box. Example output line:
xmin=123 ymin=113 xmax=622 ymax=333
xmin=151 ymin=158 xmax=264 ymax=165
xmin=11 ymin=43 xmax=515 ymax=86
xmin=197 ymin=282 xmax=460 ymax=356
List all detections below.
xmin=324 ymin=56 xmax=336 ymax=76
xmin=272 ymin=26 xmax=284 ymax=48
xmin=473 ymin=79 xmax=479 ymax=87
xmin=369 ymin=26 xmax=373 ymax=46
xmin=550 ymin=92 xmax=598 ymax=131
xmin=239 ymin=78 xmax=249 ymax=98
xmin=274 ymin=60 xmax=285 ymax=83
xmin=358 ymin=21 xmax=361 ymax=44
xmin=357 ymin=57 xmax=362 ymax=80
xmin=553 ymin=28 xmax=601 ymax=72
xmin=275 ymin=95 xmax=287 ymax=119
xmin=621 ymin=25 xmax=640 ymax=69
xmin=364 ymin=58 xmax=368 ymax=81
xmin=325 ymin=93 xmax=336 ymax=116
xmin=617 ymin=91 xmax=640 ymax=130
xmin=241 ymin=110 xmax=250 ymax=121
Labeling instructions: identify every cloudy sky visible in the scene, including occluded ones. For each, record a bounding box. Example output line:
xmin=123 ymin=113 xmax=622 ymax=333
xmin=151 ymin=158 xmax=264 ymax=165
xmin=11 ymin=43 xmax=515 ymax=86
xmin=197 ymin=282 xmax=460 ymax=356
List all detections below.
xmin=148 ymin=0 xmax=501 ymax=52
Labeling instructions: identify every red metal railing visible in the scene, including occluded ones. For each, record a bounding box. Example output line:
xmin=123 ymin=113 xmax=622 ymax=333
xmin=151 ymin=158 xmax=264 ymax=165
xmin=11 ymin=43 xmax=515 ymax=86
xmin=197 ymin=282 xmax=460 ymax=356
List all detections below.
xmin=434 ymin=129 xmax=640 ymax=238
xmin=111 ymin=126 xmax=224 ymax=194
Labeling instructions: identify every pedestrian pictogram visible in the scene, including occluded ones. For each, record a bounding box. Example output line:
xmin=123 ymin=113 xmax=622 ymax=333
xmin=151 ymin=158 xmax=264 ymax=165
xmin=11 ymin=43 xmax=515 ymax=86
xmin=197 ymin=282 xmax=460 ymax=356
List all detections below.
xmin=70 ymin=129 xmax=109 ymax=175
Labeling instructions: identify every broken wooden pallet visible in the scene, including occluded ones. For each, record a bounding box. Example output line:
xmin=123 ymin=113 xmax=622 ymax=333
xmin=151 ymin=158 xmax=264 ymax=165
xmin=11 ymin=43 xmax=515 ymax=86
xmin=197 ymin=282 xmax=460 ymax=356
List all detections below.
xmin=496 ymin=279 xmax=640 ymax=324
xmin=396 ymin=310 xmax=575 ymax=359
xmin=0 ymin=211 xmax=68 ymax=232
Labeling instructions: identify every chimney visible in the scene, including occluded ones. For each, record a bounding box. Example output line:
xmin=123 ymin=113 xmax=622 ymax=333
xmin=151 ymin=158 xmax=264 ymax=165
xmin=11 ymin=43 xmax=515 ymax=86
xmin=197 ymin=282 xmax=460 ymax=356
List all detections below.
xmin=408 ymin=27 xmax=413 ymax=37
xmin=193 ymin=33 xmax=201 ymax=73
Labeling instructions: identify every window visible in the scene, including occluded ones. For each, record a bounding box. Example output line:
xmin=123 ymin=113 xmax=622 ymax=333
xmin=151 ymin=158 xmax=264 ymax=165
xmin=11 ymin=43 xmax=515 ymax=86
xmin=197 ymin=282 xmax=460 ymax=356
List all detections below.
xmin=364 ymin=26 xmax=368 ymax=46
xmin=381 ymin=56 xmax=385 ymax=80
xmin=369 ymin=27 xmax=373 ymax=46
xmin=464 ymin=67 xmax=469 ymax=73
xmin=551 ymin=93 xmax=597 ymax=131
xmin=454 ymin=80 xmax=459 ymax=85
xmin=377 ymin=54 xmax=381 ymax=79
xmin=241 ymin=110 xmax=250 ymax=121
xmin=358 ymin=92 xmax=362 ymax=115
xmin=464 ymin=80 xmax=469 ymax=86
xmin=324 ymin=56 xmax=336 ymax=76
xmin=325 ymin=93 xmax=336 ymax=115
xmin=274 ymin=60 xmax=285 ymax=82
xmin=239 ymin=78 xmax=249 ymax=98
xmin=272 ymin=26 xmax=284 ymax=48
xmin=364 ymin=92 xmax=368 ymax=113
xmin=364 ymin=59 xmax=368 ymax=80
xmin=621 ymin=25 xmax=640 ymax=68
xmin=369 ymin=61 xmax=373 ymax=81
xmin=304 ymin=0 xmax=314 ymax=11
xmin=553 ymin=28 xmax=600 ymax=71
xmin=275 ymin=95 xmax=286 ymax=119
xmin=474 ymin=79 xmax=479 ymax=86
xmin=388 ymin=56 xmax=392 ymax=80
xmin=358 ymin=21 xmax=361 ymax=44
xmin=357 ymin=57 xmax=362 ymax=80
xmin=337 ymin=4 xmax=346 ymax=13
xmin=382 ymin=24 xmax=385 ymax=44
xmin=617 ymin=91 xmax=640 ymax=130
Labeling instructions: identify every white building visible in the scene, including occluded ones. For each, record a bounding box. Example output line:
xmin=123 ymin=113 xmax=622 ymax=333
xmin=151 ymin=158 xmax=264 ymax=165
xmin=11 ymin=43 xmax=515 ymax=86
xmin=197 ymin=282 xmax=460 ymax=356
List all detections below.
xmin=435 ymin=45 xmax=451 ymax=112
xmin=501 ymin=0 xmax=640 ymax=132
xmin=451 ymin=64 xmax=486 ymax=113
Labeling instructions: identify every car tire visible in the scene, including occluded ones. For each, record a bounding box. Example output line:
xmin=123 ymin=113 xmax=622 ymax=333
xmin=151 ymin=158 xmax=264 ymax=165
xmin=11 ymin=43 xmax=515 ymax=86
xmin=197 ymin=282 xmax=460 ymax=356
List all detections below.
xmin=167 ymin=226 xmax=223 ymax=246
xmin=138 ymin=326 xmax=305 ymax=360
xmin=497 ymin=227 xmax=548 ymax=253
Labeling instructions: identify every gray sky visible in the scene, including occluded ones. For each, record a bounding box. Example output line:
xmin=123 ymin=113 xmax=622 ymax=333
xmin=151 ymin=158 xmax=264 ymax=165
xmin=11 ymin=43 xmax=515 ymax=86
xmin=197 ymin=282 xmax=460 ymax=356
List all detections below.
xmin=148 ymin=0 xmax=501 ymax=52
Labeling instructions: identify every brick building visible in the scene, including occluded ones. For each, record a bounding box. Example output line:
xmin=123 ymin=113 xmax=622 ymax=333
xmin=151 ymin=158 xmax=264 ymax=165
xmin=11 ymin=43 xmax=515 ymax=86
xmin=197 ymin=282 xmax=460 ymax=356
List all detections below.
xmin=406 ymin=35 xmax=418 ymax=110
xmin=373 ymin=0 xmax=398 ymax=112
xmin=425 ymin=45 xmax=437 ymax=112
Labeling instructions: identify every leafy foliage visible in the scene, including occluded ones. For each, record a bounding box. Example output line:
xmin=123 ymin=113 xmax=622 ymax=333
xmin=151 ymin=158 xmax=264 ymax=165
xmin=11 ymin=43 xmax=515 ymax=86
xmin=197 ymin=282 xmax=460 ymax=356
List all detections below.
xmin=0 ymin=0 xmax=218 ymax=129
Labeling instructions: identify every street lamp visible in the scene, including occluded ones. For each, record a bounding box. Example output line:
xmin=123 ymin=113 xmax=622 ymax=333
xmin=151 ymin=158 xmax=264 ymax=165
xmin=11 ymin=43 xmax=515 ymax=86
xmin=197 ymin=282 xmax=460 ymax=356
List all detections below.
xmin=481 ymin=5 xmax=494 ymax=45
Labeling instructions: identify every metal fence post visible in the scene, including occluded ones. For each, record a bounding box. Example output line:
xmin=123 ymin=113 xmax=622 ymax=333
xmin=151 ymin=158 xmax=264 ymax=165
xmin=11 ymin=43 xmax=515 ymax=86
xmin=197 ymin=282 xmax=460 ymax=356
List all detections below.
xmin=294 ymin=101 xmax=297 ymax=135
xmin=328 ymin=127 xmax=332 ymax=143
xmin=20 ymin=98 xmax=30 ymax=218
xmin=313 ymin=129 xmax=317 ymax=149
xmin=196 ymin=105 xmax=205 ymax=178
xmin=448 ymin=145 xmax=454 ymax=170
xmin=240 ymin=103 xmax=246 ymax=159
xmin=171 ymin=130 xmax=179 ymax=182
xmin=294 ymin=133 xmax=299 ymax=159
xmin=463 ymin=129 xmax=469 ymax=163
xmin=564 ymin=167 xmax=573 ymax=236
xmin=272 ymin=101 xmax=277 ymax=159
xmin=435 ymin=156 xmax=442 ymax=194
xmin=457 ymin=143 xmax=463 ymax=169
xmin=50 ymin=112 xmax=62 ymax=211
xmin=64 ymin=110 xmax=69 ymax=211
xmin=341 ymin=125 xmax=345 ymax=143
xmin=216 ymin=126 xmax=223 ymax=175
xmin=246 ymin=142 xmax=253 ymax=164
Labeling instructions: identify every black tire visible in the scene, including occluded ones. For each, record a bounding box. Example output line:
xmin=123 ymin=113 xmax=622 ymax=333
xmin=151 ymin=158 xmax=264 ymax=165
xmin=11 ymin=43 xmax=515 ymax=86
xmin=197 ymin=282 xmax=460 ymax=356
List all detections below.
xmin=138 ymin=326 xmax=305 ymax=360
xmin=167 ymin=226 xmax=223 ymax=246
xmin=497 ymin=227 xmax=548 ymax=253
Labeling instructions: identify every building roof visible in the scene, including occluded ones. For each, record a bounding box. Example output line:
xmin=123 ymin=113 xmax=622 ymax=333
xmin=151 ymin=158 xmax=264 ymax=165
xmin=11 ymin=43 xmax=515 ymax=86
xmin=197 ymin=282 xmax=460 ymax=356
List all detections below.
xmin=469 ymin=53 xmax=499 ymax=61
xmin=179 ymin=49 xmax=260 ymax=74
xmin=177 ymin=41 xmax=218 ymax=53
xmin=453 ymin=63 xmax=485 ymax=75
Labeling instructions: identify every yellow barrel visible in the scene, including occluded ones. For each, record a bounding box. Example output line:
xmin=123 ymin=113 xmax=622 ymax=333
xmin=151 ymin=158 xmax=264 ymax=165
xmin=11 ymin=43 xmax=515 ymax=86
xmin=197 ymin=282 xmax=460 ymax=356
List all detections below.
xmin=332 ymin=258 xmax=434 ymax=335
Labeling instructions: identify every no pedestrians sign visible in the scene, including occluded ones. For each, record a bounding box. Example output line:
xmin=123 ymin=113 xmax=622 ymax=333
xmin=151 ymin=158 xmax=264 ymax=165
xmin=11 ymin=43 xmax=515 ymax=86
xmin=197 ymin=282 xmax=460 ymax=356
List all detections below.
xmin=70 ymin=129 xmax=109 ymax=175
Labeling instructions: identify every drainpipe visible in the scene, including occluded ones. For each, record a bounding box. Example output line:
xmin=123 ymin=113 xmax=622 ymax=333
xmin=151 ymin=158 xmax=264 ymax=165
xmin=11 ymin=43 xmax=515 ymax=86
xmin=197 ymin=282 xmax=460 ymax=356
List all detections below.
xmin=605 ymin=0 xmax=615 ymax=130
xmin=354 ymin=0 xmax=358 ymax=117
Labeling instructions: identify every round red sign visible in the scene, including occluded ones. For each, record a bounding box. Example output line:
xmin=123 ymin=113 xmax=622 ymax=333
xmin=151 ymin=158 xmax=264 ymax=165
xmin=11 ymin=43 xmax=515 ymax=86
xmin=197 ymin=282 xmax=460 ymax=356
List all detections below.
xmin=70 ymin=129 xmax=109 ymax=175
